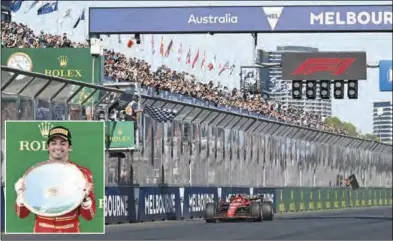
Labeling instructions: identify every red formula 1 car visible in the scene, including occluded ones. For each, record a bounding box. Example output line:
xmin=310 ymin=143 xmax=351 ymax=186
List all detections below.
xmin=204 ymin=194 xmax=274 ymax=223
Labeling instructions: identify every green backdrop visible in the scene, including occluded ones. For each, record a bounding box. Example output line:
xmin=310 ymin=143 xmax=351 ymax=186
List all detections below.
xmin=5 ymin=121 xmax=105 ymax=234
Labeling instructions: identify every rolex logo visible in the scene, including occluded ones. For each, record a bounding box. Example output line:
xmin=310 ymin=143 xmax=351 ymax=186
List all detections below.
xmin=38 ymin=122 xmax=54 ymax=138
xmin=58 ymin=56 xmax=69 ymax=67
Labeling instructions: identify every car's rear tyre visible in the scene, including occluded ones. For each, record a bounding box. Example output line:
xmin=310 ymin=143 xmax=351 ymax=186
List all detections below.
xmin=262 ymin=201 xmax=274 ymax=221
xmin=250 ymin=202 xmax=262 ymax=222
xmin=204 ymin=202 xmax=217 ymax=223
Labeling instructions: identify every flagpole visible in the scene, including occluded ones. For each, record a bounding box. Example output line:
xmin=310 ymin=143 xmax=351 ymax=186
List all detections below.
xmin=188 ymin=47 xmax=192 ymax=75
xmin=151 ymin=35 xmax=154 ymax=71
xmin=142 ymin=35 xmax=146 ymax=62
xmin=152 ymin=43 xmax=155 ymax=71
xmin=205 ymin=34 xmax=211 ymax=84
xmin=201 ymin=35 xmax=205 ymax=84
xmin=40 ymin=1 xmax=44 ymax=27
xmin=168 ymin=39 xmax=172 ymax=68
xmin=57 ymin=2 xmax=60 ymax=35
xmin=161 ymin=36 xmax=164 ymax=67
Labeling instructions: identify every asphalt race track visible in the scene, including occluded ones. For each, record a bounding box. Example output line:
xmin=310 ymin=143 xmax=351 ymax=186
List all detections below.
xmin=2 ymin=207 xmax=392 ymax=240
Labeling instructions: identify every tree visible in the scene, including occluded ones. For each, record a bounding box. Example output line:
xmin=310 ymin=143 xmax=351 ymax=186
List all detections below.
xmin=323 ymin=116 xmax=359 ymax=137
xmin=324 ymin=117 xmax=382 ymax=142
xmin=324 ymin=116 xmax=342 ymax=127
xmin=342 ymin=122 xmax=358 ymax=137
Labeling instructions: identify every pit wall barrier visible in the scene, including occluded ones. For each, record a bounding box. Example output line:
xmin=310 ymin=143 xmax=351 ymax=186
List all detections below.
xmin=1 ymin=186 xmax=392 ymax=230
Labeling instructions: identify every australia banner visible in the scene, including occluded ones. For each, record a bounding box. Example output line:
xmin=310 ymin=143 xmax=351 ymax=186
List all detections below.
xmin=90 ymin=5 xmax=392 ymax=33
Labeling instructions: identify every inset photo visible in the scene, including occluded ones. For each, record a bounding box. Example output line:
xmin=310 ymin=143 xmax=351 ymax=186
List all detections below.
xmin=4 ymin=121 xmax=105 ymax=234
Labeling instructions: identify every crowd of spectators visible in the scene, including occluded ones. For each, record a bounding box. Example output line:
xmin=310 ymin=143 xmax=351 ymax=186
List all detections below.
xmin=1 ymin=21 xmax=88 ymax=48
xmin=1 ymin=20 xmax=349 ymax=136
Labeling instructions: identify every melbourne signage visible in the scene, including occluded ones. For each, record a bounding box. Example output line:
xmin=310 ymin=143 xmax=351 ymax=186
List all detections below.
xmin=188 ymin=193 xmax=215 ymax=212
xmin=104 ymin=187 xmax=136 ymax=223
xmin=282 ymin=52 xmax=367 ymax=80
xmin=89 ymin=5 xmax=392 ymax=33
xmin=379 ymin=60 xmax=392 ymax=91
xmin=144 ymin=193 xmax=176 ymax=215
xmin=105 ymin=121 xmax=135 ymax=150
xmin=138 ymin=187 xmax=180 ymax=221
xmin=179 ymin=187 xmax=218 ymax=219
xmin=104 ymin=194 xmax=128 ymax=217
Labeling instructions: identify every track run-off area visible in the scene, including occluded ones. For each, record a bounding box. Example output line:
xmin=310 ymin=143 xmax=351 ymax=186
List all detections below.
xmin=3 ymin=207 xmax=392 ymax=240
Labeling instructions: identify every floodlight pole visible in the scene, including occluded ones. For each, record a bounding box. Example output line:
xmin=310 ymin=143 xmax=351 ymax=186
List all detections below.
xmin=240 ymin=33 xmax=258 ymax=92
xmin=251 ymin=32 xmax=258 ymax=64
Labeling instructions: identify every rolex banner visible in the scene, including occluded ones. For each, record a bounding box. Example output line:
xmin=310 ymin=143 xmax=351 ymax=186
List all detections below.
xmin=105 ymin=121 xmax=135 ymax=150
xmin=4 ymin=121 xmax=105 ymax=234
xmin=1 ymin=48 xmax=101 ymax=105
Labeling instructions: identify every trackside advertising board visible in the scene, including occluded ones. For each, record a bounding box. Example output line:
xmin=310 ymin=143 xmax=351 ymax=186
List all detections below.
xmin=1 ymin=48 xmax=99 ymax=104
xmin=2 ymin=185 xmax=392 ymax=230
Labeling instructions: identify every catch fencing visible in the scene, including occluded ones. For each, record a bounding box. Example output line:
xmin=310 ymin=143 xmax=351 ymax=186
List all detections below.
xmin=109 ymin=87 xmax=392 ymax=188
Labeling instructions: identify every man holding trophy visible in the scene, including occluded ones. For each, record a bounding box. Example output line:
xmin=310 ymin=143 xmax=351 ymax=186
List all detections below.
xmin=13 ymin=126 xmax=97 ymax=233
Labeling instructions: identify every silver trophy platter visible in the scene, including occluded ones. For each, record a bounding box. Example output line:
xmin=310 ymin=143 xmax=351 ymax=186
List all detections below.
xmin=22 ymin=161 xmax=87 ymax=217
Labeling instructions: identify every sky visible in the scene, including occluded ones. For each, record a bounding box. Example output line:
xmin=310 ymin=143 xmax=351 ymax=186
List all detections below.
xmin=11 ymin=1 xmax=392 ymax=134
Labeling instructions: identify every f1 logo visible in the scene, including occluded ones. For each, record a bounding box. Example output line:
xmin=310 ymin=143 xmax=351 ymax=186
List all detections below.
xmin=389 ymin=67 xmax=392 ymax=83
xmin=291 ymin=58 xmax=356 ymax=76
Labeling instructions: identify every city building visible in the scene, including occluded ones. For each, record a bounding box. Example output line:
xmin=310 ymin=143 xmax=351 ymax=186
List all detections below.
xmin=373 ymin=101 xmax=393 ymax=144
xmin=257 ymin=46 xmax=332 ymax=119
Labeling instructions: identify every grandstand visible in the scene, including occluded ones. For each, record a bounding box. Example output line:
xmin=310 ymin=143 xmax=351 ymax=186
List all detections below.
xmin=1 ymin=20 xmax=349 ymax=136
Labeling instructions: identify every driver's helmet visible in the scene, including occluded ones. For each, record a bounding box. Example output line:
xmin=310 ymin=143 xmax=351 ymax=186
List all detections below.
xmin=229 ymin=195 xmax=236 ymax=202
xmin=232 ymin=194 xmax=244 ymax=203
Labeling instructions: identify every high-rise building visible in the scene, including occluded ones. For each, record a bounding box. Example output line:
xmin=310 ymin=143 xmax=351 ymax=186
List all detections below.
xmin=373 ymin=101 xmax=393 ymax=144
xmin=257 ymin=46 xmax=332 ymax=119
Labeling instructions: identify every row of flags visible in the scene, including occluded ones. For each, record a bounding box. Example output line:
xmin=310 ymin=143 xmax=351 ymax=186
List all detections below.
xmin=127 ymin=36 xmax=236 ymax=75
xmin=10 ymin=0 xmax=86 ymax=29
xmin=157 ymin=37 xmax=236 ymax=75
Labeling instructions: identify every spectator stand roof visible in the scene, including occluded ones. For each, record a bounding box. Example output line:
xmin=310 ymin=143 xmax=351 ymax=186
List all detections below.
xmin=140 ymin=93 xmax=392 ymax=155
xmin=1 ymin=65 xmax=125 ymax=108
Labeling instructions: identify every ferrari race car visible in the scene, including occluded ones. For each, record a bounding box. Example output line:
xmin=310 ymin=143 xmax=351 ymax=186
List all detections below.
xmin=204 ymin=194 xmax=274 ymax=223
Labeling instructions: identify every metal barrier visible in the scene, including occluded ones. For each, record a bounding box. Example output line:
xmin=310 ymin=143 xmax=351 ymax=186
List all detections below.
xmin=1 ymin=66 xmax=392 ymax=188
